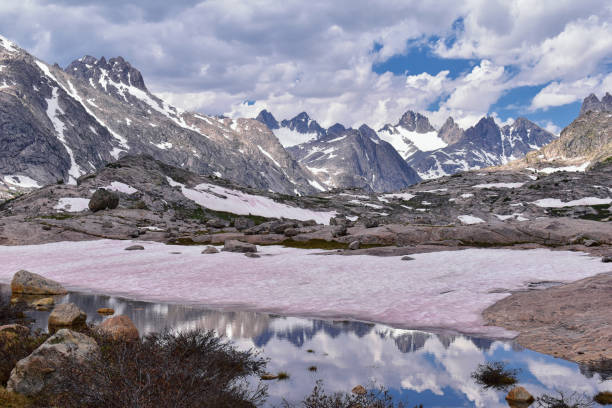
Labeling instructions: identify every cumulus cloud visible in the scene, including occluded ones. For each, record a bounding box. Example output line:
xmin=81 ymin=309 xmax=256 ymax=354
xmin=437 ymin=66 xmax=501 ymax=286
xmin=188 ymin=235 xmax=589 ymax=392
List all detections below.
xmin=530 ymin=73 xmax=612 ymax=111
xmin=0 ymin=0 xmax=610 ymax=130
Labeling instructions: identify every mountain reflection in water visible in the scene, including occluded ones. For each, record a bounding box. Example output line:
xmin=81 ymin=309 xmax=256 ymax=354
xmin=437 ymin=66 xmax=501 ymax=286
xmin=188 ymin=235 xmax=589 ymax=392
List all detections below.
xmin=7 ymin=286 xmax=611 ymax=407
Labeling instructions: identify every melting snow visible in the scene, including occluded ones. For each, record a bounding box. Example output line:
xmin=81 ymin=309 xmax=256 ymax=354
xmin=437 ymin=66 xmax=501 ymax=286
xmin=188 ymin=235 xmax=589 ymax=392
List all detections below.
xmin=0 ymin=242 xmax=609 ymax=337
xmin=457 ymin=215 xmax=485 ymax=225
xmin=273 ymin=128 xmax=317 ymax=147
xmin=153 ymin=142 xmax=173 ymax=150
xmin=531 ymin=197 xmax=612 ymax=208
xmin=308 ymin=179 xmax=326 ymax=191
xmin=472 ymin=183 xmax=524 ymax=189
xmin=104 ymin=181 xmax=137 ymax=194
xmin=537 ymin=162 xmax=590 ymax=174
xmin=494 ymin=213 xmax=529 ymax=222
xmin=53 ymin=197 xmax=90 ymax=212
xmin=461 ymin=193 xmax=474 ymax=199
xmin=378 ymin=127 xmax=446 ymax=159
xmin=381 ymin=192 xmax=415 ymax=201
xmin=3 ymin=175 xmax=41 ymax=188
xmin=43 ymin=87 xmax=83 ymax=184
xmin=257 ymin=145 xmax=281 ymax=167
xmin=167 ymin=177 xmax=336 ymax=224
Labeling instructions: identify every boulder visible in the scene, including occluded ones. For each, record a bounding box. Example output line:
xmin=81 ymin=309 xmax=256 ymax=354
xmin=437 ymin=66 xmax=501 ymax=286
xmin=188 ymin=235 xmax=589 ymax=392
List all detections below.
xmin=302 ymin=219 xmax=317 ymax=227
xmin=233 ymin=217 xmax=255 ymax=231
xmin=124 ymin=244 xmax=144 ymax=251
xmin=351 ymin=385 xmax=367 ymax=395
xmin=348 ymin=241 xmax=360 ymax=250
xmin=96 ymin=308 xmax=115 ymax=315
xmin=244 ymin=252 xmax=260 ymax=258
xmin=583 ymin=239 xmax=599 ymax=247
xmin=201 ymin=246 xmax=219 ymax=254
xmin=222 ymin=239 xmax=257 ymax=253
xmin=11 ymin=270 xmax=67 ymax=295
xmin=602 ymin=255 xmax=612 ymax=263
xmin=272 ymin=221 xmax=297 ymax=234
xmin=505 ymin=386 xmax=534 ymax=405
xmin=206 ymin=218 xmax=229 ymax=228
xmin=89 ymin=188 xmax=119 ymax=212
xmin=401 ymin=256 xmax=415 ymax=261
xmin=96 ymin=315 xmax=139 ymax=342
xmin=48 ymin=303 xmax=87 ymax=331
xmin=331 ymin=225 xmax=347 ymax=237
xmin=32 ymin=297 xmax=54 ymax=310
xmin=363 ymin=217 xmax=379 ymax=228
xmin=7 ymin=329 xmax=99 ymax=396
xmin=283 ymin=227 xmax=300 ymax=237
xmin=0 ymin=324 xmax=30 ymax=338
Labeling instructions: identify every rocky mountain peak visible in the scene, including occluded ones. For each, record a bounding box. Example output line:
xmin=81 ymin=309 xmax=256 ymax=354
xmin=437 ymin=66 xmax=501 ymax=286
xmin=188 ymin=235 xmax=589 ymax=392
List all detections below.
xmin=580 ymin=92 xmax=612 ymax=115
xmin=326 ymin=123 xmax=346 ymax=137
xmin=255 ymin=109 xmax=279 ymax=130
xmin=398 ymin=110 xmax=435 ymax=133
xmin=437 ymin=117 xmax=464 ymax=145
xmin=65 ymin=55 xmax=147 ymax=92
xmin=280 ymin=112 xmax=325 ymax=137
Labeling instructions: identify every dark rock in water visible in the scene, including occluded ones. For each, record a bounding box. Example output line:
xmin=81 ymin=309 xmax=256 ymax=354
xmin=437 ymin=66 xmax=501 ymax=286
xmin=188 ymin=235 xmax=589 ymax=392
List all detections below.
xmin=348 ymin=241 xmax=360 ymax=250
xmin=96 ymin=315 xmax=139 ymax=342
xmin=505 ymin=386 xmax=534 ymax=405
xmin=201 ymin=246 xmax=219 ymax=254
xmin=244 ymin=252 xmax=260 ymax=258
xmin=352 ymin=385 xmax=367 ymax=395
xmin=48 ymin=303 xmax=87 ymax=332
xmin=401 ymin=256 xmax=415 ymax=261
xmin=602 ymin=255 xmax=612 ymax=263
xmin=11 ymin=270 xmax=67 ymax=295
xmin=125 ymin=245 xmax=144 ymax=251
xmin=89 ymin=188 xmax=119 ymax=212
xmin=7 ymin=329 xmax=99 ymax=396
xmin=222 ymin=239 xmax=257 ymax=253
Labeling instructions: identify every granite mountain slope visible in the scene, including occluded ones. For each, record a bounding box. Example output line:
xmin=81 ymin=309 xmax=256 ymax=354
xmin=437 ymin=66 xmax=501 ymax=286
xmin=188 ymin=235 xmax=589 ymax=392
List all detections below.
xmin=0 ymin=35 xmax=320 ymax=198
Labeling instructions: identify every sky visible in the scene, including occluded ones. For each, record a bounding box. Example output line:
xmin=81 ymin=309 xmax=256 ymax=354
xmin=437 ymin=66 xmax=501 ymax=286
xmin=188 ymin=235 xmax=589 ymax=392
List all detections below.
xmin=1 ymin=0 xmax=611 ymax=134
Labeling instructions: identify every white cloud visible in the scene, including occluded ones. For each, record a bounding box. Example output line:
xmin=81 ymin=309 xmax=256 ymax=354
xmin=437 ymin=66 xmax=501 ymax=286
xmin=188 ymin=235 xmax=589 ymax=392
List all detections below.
xmin=0 ymin=0 xmax=609 ymax=130
xmin=530 ymin=73 xmax=612 ymax=111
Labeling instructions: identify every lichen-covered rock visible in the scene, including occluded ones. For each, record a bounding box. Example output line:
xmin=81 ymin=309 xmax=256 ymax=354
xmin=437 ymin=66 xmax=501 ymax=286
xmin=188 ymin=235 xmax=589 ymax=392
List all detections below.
xmin=505 ymin=386 xmax=534 ymax=404
xmin=96 ymin=308 xmax=115 ymax=315
xmin=48 ymin=303 xmax=87 ymax=331
xmin=7 ymin=329 xmax=99 ymax=396
xmin=222 ymin=239 xmax=257 ymax=253
xmin=10 ymin=270 xmax=67 ymax=295
xmin=96 ymin=315 xmax=139 ymax=342
xmin=88 ymin=188 xmax=119 ymax=212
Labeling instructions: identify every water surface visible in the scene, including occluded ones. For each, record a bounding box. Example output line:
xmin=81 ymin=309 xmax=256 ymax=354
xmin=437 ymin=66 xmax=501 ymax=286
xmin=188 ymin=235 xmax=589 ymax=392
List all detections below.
xmin=4 ymin=285 xmax=611 ymax=407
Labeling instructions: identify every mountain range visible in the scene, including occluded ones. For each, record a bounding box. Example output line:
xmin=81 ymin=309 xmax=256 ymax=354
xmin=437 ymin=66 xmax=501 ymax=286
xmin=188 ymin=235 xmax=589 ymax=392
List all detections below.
xmin=0 ymin=33 xmax=609 ymax=200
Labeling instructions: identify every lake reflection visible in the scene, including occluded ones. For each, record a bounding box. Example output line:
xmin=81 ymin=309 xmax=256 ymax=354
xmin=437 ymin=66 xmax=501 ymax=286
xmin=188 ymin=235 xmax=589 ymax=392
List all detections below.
xmin=5 ymin=286 xmax=611 ymax=407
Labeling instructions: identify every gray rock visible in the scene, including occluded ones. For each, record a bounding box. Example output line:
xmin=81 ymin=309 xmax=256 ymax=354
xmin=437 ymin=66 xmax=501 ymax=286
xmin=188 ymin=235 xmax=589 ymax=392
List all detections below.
xmin=331 ymin=225 xmax=347 ymax=237
xmin=48 ymin=303 xmax=87 ymax=331
xmin=201 ymin=246 xmax=219 ymax=254
xmin=362 ymin=217 xmax=379 ymax=228
xmin=244 ymin=252 xmax=260 ymax=258
xmin=233 ymin=217 xmax=255 ymax=231
xmin=206 ymin=218 xmax=229 ymax=228
xmin=222 ymin=239 xmax=257 ymax=253
xmin=583 ymin=239 xmax=599 ymax=247
xmin=283 ymin=227 xmax=300 ymax=237
xmin=89 ymin=189 xmax=119 ymax=212
xmin=602 ymin=255 xmax=612 ymax=263
xmin=348 ymin=241 xmax=360 ymax=250
xmin=401 ymin=256 xmax=415 ymax=261
xmin=7 ymin=329 xmax=99 ymax=396
xmin=11 ymin=270 xmax=67 ymax=295
xmin=124 ymin=244 xmax=144 ymax=251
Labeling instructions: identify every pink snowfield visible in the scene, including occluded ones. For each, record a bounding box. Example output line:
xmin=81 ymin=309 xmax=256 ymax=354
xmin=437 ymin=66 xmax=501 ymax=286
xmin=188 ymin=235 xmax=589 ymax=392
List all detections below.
xmin=1 ymin=240 xmax=609 ymax=338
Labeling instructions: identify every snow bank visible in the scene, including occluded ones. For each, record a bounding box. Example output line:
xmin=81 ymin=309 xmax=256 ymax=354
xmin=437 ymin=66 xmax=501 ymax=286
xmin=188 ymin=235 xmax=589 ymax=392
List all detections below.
xmin=457 ymin=215 xmax=485 ymax=225
xmin=104 ymin=181 xmax=137 ymax=195
xmin=54 ymin=197 xmax=90 ymax=212
xmin=472 ymin=182 xmax=524 ymax=189
xmin=532 ymin=197 xmax=612 ymax=208
xmin=3 ymin=175 xmax=42 ymax=188
xmin=1 ymin=241 xmax=608 ymax=338
xmin=168 ymin=177 xmax=336 ymax=224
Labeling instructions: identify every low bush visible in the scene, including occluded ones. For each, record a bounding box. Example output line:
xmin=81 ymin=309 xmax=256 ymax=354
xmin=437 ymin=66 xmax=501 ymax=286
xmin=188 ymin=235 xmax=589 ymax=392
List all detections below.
xmin=471 ymin=361 xmax=520 ymax=390
xmin=536 ymin=391 xmax=594 ymax=407
xmin=37 ymin=329 xmax=268 ymax=408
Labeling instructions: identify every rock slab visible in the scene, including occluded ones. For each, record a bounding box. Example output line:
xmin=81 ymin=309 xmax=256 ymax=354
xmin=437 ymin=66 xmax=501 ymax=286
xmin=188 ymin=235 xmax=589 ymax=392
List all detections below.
xmin=11 ymin=270 xmax=67 ymax=295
